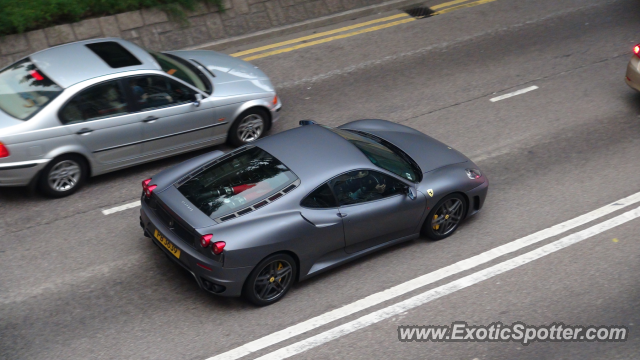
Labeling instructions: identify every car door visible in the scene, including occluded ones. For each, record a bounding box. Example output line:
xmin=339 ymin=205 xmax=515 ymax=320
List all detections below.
xmin=330 ymin=170 xmax=426 ymax=254
xmin=59 ymin=79 xmax=142 ymax=164
xmin=299 ymin=183 xmax=347 ymax=272
xmin=127 ymin=74 xmax=218 ymax=157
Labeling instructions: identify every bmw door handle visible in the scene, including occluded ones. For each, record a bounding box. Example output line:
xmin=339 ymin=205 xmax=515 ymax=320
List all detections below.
xmin=76 ymin=128 xmax=93 ymax=135
xmin=142 ymin=116 xmax=158 ymax=123
xmin=337 ymin=213 xmax=347 ymax=218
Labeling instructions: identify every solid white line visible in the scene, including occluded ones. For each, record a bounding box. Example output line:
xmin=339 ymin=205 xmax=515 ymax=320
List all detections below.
xmin=490 ymin=86 xmax=539 ymax=102
xmin=101 ymin=200 xmax=141 ymax=215
xmin=206 ymin=191 xmax=640 ymax=360
xmin=257 ymin=205 xmax=640 ymax=360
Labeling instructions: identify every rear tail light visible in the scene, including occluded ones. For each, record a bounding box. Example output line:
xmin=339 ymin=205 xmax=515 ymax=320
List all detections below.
xmin=200 ymin=234 xmax=213 ymax=248
xmin=634 ymin=44 xmax=640 ymax=57
xmin=272 ymin=95 xmax=278 ymax=106
xmin=142 ymin=178 xmax=156 ymax=198
xmin=212 ymin=241 xmax=226 ymax=255
xmin=0 ymin=142 xmax=9 ymax=158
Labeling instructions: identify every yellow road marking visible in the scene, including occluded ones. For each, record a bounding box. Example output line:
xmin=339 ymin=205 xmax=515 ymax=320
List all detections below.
xmin=242 ymin=18 xmax=415 ymax=61
xmin=431 ymin=0 xmax=476 ymax=10
xmin=231 ymin=13 xmax=409 ymax=57
xmin=433 ymin=0 xmax=497 ymax=15
xmin=239 ymin=0 xmax=498 ymax=61
xmin=612 ymin=238 xmax=619 ymax=243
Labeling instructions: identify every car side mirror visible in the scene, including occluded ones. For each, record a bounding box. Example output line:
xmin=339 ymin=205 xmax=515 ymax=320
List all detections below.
xmin=193 ymin=93 xmax=203 ymax=107
xmin=406 ymin=186 xmax=417 ymax=200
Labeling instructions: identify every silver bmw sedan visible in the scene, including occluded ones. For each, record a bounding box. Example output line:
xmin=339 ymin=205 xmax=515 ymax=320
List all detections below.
xmin=0 ymin=38 xmax=281 ymax=197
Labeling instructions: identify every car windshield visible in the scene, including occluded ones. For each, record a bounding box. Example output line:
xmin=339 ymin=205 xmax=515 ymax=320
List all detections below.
xmin=148 ymin=51 xmax=212 ymax=94
xmin=327 ymin=127 xmax=422 ymax=182
xmin=0 ymin=59 xmax=63 ymax=120
xmin=177 ymin=147 xmax=298 ymax=219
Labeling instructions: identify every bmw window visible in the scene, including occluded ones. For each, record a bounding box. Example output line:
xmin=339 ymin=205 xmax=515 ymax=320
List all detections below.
xmin=59 ymin=80 xmax=128 ymax=124
xmin=127 ymin=75 xmax=196 ymax=111
xmin=178 ymin=147 xmax=298 ymax=219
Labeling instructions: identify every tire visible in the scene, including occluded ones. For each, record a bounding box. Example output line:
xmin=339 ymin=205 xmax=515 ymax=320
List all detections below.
xmin=38 ymin=154 xmax=88 ymax=198
xmin=228 ymin=108 xmax=269 ymax=147
xmin=421 ymin=193 xmax=467 ymax=240
xmin=243 ymin=253 xmax=296 ymax=306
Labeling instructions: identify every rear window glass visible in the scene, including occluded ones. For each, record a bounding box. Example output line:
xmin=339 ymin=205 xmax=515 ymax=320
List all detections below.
xmin=178 ymin=147 xmax=298 ymax=219
xmin=86 ymin=42 xmax=142 ymax=68
xmin=0 ymin=58 xmax=63 ymax=120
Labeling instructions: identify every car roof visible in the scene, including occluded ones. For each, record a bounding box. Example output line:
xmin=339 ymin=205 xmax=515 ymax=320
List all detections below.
xmin=256 ymin=125 xmax=373 ymax=184
xmin=29 ymin=38 xmax=161 ymax=88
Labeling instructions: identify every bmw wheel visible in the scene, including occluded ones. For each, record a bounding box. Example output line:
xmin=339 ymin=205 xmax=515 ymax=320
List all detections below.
xmin=228 ymin=108 xmax=268 ymax=147
xmin=243 ymin=253 xmax=296 ymax=306
xmin=39 ymin=155 xmax=88 ymax=198
xmin=422 ymin=193 xmax=466 ymax=240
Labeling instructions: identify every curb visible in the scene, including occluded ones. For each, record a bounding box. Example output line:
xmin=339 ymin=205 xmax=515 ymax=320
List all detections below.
xmin=185 ymin=0 xmax=425 ymax=52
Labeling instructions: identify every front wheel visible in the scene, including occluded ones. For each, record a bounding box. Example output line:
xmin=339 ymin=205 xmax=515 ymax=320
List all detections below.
xmin=228 ymin=108 xmax=269 ymax=147
xmin=243 ymin=253 xmax=296 ymax=306
xmin=38 ymin=155 xmax=88 ymax=198
xmin=421 ymin=193 xmax=467 ymax=240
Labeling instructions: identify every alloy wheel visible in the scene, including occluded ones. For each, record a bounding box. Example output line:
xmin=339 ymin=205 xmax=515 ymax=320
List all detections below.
xmin=253 ymin=260 xmax=293 ymax=302
xmin=431 ymin=198 xmax=464 ymax=236
xmin=48 ymin=160 xmax=81 ymax=192
xmin=237 ymin=114 xmax=264 ymax=143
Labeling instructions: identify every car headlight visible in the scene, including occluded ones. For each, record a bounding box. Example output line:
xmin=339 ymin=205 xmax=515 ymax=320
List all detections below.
xmin=466 ymin=168 xmax=482 ymax=179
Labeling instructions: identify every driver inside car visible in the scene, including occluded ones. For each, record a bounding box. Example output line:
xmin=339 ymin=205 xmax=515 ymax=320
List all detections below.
xmin=333 ymin=171 xmax=387 ymax=203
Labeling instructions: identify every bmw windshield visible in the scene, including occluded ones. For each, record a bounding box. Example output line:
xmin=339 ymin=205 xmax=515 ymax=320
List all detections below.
xmin=148 ymin=51 xmax=212 ymax=94
xmin=0 ymin=59 xmax=63 ymax=120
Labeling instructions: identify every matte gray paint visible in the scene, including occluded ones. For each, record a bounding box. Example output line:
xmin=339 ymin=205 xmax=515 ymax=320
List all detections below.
xmin=142 ymin=120 xmax=489 ymax=297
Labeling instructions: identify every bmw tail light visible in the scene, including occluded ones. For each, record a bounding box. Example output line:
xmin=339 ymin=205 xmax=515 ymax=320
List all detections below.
xmin=200 ymin=234 xmax=213 ymax=248
xmin=212 ymin=241 xmax=226 ymax=255
xmin=0 ymin=142 xmax=9 ymax=158
xmin=142 ymin=178 xmax=156 ymax=198
xmin=634 ymin=44 xmax=640 ymax=57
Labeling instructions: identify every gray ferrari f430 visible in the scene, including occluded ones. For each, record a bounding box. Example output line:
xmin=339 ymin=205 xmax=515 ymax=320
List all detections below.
xmin=139 ymin=119 xmax=488 ymax=305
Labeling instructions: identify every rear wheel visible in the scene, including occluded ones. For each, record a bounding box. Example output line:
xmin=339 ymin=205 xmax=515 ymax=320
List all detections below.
xmin=228 ymin=108 xmax=269 ymax=147
xmin=243 ymin=253 xmax=296 ymax=306
xmin=39 ymin=155 xmax=88 ymax=198
xmin=421 ymin=193 xmax=466 ymax=240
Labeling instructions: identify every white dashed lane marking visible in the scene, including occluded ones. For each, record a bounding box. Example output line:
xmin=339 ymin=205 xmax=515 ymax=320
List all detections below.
xmin=101 ymin=200 xmax=141 ymax=215
xmin=490 ymin=85 xmax=539 ymax=102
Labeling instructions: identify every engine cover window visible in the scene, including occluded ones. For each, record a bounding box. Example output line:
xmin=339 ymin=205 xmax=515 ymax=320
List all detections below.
xmin=177 ymin=147 xmax=298 ymax=219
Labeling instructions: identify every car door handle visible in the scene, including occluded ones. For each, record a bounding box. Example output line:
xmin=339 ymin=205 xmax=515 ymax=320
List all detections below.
xmin=142 ymin=116 xmax=158 ymax=123
xmin=76 ymin=128 xmax=93 ymax=135
xmin=337 ymin=213 xmax=347 ymax=218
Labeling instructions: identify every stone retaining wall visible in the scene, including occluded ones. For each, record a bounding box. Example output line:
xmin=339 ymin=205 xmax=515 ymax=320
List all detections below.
xmin=0 ymin=0 xmax=387 ymax=69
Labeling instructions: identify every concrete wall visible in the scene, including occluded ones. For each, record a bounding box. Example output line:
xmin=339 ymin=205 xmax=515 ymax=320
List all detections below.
xmin=0 ymin=0 xmax=388 ymax=68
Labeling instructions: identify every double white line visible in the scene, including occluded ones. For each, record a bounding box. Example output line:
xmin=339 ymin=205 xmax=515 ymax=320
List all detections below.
xmin=208 ymin=191 xmax=640 ymax=360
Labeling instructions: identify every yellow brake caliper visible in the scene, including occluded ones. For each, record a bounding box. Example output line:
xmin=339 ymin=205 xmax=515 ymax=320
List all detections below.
xmin=277 ymin=262 xmax=283 ymax=282
xmin=433 ymin=214 xmax=439 ymax=230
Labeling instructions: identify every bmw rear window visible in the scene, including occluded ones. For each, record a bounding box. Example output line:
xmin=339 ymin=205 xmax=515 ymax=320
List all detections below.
xmin=177 ymin=147 xmax=298 ymax=219
xmin=0 ymin=58 xmax=63 ymax=120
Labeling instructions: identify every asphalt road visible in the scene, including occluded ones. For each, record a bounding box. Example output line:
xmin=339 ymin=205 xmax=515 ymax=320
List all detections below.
xmin=2 ymin=0 xmax=640 ymax=359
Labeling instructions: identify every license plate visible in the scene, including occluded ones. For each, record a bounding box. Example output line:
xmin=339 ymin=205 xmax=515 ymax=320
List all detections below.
xmin=154 ymin=229 xmax=181 ymax=259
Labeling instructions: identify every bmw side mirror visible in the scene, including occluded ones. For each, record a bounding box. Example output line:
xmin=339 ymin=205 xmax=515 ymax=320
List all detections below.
xmin=193 ymin=93 xmax=203 ymax=107
xmin=406 ymin=186 xmax=417 ymax=200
